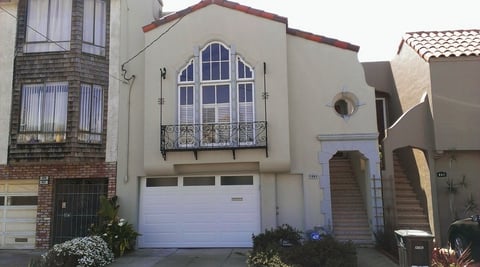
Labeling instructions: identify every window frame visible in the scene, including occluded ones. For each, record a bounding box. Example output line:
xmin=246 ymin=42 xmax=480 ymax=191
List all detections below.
xmin=82 ymin=0 xmax=107 ymax=56
xmin=18 ymin=82 xmax=69 ymax=144
xmin=79 ymin=83 xmax=104 ymax=144
xmin=24 ymin=0 xmax=73 ymax=53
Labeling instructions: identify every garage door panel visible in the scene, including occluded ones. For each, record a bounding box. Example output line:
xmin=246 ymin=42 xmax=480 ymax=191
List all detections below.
xmin=5 ymin=221 xmax=36 ymax=232
xmin=0 ymin=180 xmax=38 ymax=249
xmin=144 ymin=214 xmax=178 ymax=224
xmin=7 ymin=184 xmax=38 ymax=193
xmin=141 ymin=223 xmax=180 ymax=233
xmin=5 ymin=208 xmax=37 ymax=218
xmin=141 ymin=233 xmax=178 ymax=245
xmin=139 ymin=176 xmax=260 ymax=248
xmin=4 ymin=236 xmax=36 ymax=249
xmin=183 ymin=213 xmax=219 ymax=223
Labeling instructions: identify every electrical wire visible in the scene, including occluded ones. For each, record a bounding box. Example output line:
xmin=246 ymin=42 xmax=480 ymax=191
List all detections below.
xmin=0 ymin=5 xmax=126 ymax=84
xmin=120 ymin=12 xmax=185 ymax=80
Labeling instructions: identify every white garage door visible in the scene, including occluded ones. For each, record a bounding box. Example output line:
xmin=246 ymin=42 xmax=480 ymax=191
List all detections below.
xmin=139 ymin=175 xmax=260 ymax=248
xmin=0 ymin=180 xmax=38 ymax=249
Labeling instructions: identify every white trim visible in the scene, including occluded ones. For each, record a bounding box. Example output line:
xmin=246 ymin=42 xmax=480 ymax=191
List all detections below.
xmin=317 ymin=136 xmax=384 ymax=234
xmin=317 ymin=133 xmax=378 ymax=141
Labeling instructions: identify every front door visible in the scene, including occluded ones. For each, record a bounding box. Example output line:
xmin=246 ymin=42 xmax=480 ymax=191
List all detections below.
xmin=52 ymin=178 xmax=108 ymax=244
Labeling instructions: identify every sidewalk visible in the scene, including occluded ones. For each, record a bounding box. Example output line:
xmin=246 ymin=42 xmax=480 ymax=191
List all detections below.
xmin=0 ymin=247 xmax=398 ymax=267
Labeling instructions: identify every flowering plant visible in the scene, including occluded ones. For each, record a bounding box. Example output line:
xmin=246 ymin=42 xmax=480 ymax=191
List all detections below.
xmin=39 ymin=235 xmax=114 ymax=267
xmin=431 ymin=246 xmax=473 ymax=267
xmin=89 ymin=195 xmax=140 ymax=257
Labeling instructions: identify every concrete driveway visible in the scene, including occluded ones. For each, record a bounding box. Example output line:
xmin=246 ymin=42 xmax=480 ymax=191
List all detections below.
xmin=109 ymin=248 xmax=248 ymax=267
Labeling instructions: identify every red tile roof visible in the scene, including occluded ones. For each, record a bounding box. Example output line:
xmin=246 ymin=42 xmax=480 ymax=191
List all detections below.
xmin=402 ymin=29 xmax=480 ymax=61
xmin=143 ymin=0 xmax=359 ymax=52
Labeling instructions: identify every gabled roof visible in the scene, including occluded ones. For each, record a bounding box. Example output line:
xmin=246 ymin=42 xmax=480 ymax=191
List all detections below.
xmin=402 ymin=29 xmax=480 ymax=61
xmin=143 ymin=0 xmax=359 ymax=52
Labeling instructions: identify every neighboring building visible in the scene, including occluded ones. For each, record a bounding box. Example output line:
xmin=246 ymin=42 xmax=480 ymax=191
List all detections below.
xmin=0 ymin=0 xmax=116 ymax=249
xmin=114 ymin=0 xmax=383 ymax=248
xmin=364 ymin=29 xmax=480 ymax=247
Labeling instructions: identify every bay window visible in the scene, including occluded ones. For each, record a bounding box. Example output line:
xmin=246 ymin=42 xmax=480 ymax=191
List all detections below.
xmin=79 ymin=84 xmax=103 ymax=143
xmin=19 ymin=82 xmax=68 ymax=143
xmin=25 ymin=0 xmax=72 ymax=53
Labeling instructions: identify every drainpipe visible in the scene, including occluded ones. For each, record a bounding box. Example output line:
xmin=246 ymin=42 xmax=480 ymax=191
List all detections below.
xmin=124 ymin=75 xmax=136 ymax=183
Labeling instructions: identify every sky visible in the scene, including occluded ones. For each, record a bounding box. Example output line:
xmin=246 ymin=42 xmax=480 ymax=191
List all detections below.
xmin=163 ymin=0 xmax=480 ymax=62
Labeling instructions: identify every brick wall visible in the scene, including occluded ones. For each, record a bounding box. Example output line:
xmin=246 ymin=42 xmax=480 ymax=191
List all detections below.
xmin=0 ymin=161 xmax=117 ymax=249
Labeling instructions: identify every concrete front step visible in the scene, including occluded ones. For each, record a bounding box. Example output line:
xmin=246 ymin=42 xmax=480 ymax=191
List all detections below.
xmin=330 ymin=158 xmax=372 ymax=247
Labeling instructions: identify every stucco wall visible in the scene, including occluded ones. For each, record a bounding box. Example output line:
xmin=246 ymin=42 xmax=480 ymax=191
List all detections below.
xmin=434 ymin=151 xmax=480 ymax=245
xmin=390 ymin=43 xmax=432 ymax=121
xmin=0 ymin=1 xmax=17 ymax=164
xmin=143 ymin=5 xmax=290 ymax=175
xmin=110 ymin=0 xmax=151 ymax=226
xmin=287 ymin=34 xmax=378 ymax=174
xmin=430 ymin=58 xmax=480 ymax=150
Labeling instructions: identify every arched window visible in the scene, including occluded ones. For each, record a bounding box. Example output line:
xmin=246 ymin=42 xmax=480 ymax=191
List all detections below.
xmin=177 ymin=42 xmax=255 ymax=146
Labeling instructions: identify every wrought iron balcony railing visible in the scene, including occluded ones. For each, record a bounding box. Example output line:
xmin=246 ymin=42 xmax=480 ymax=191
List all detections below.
xmin=160 ymin=121 xmax=268 ymax=160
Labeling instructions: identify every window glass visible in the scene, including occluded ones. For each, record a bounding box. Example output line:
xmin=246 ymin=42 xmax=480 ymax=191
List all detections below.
xmin=221 ymin=176 xmax=253 ymax=185
xmin=146 ymin=177 xmax=178 ymax=187
xmin=202 ymin=47 xmax=210 ymax=61
xmin=239 ymin=83 xmax=253 ymax=103
xmin=9 ymin=196 xmax=38 ymax=206
xmin=220 ymin=46 xmax=229 ymax=60
xmin=332 ymin=92 xmax=358 ymax=118
xmin=18 ymin=82 xmax=68 ymax=143
xmin=83 ymin=0 xmax=107 ymax=56
xmin=202 ymin=86 xmax=216 ymax=104
xmin=179 ymin=60 xmax=194 ymax=82
xmin=180 ymin=86 xmax=193 ymax=105
xmin=237 ymin=58 xmax=253 ymax=80
xmin=25 ymin=0 xmax=72 ymax=52
xmin=0 ymin=196 xmax=4 ymax=206
xmin=211 ymin=43 xmax=220 ymax=61
xmin=217 ymin=85 xmax=230 ymax=103
xmin=79 ymin=84 xmax=103 ymax=143
xmin=184 ymin=176 xmax=215 ymax=186
xmin=201 ymin=42 xmax=230 ymax=81
xmin=202 ymin=62 xmax=211 ymax=81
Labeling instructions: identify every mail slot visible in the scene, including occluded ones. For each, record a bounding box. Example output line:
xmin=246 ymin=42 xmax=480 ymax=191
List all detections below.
xmin=231 ymin=197 xmax=243 ymax=201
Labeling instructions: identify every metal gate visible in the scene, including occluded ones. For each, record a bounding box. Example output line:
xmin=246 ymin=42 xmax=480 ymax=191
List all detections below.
xmin=52 ymin=178 xmax=108 ymax=244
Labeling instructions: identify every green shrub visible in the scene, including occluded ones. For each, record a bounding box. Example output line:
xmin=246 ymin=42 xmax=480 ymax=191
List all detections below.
xmin=31 ymin=236 xmax=114 ymax=267
xmin=252 ymin=224 xmax=303 ymax=253
xmin=248 ymin=225 xmax=357 ymax=267
xmin=89 ymin=195 xmax=140 ymax=257
xmin=286 ymin=236 xmax=357 ymax=267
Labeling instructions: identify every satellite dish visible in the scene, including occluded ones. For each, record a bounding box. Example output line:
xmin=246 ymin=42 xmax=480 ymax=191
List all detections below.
xmin=152 ymin=0 xmax=164 ymax=20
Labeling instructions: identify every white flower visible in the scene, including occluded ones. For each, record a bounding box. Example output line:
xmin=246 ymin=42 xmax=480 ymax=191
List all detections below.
xmin=41 ymin=236 xmax=114 ymax=267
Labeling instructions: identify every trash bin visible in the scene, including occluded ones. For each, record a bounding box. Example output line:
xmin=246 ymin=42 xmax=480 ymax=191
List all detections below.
xmin=394 ymin=229 xmax=434 ymax=267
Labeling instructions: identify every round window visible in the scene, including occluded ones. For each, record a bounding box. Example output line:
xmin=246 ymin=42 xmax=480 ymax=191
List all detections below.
xmin=332 ymin=92 xmax=358 ymax=117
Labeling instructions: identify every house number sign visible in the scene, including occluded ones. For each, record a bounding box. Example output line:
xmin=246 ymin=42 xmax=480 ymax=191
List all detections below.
xmin=39 ymin=176 xmax=49 ymax=185
xmin=436 ymin=171 xmax=447 ymax=177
